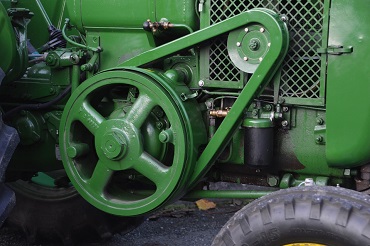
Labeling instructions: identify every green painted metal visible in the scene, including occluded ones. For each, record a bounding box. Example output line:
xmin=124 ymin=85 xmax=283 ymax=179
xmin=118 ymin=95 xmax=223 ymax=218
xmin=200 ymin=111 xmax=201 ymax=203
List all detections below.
xmin=59 ymin=69 xmax=206 ymax=216
xmin=189 ymin=9 xmax=289 ymax=186
xmin=1 ymin=7 xmax=33 ymax=83
xmin=2 ymin=0 xmax=369 ymax=221
xmin=243 ymin=118 xmax=273 ymax=128
xmin=326 ymin=0 xmax=370 ymax=168
xmin=119 ymin=9 xmax=283 ymax=68
xmin=31 ymin=172 xmax=55 ymax=188
xmin=0 ymin=2 xmax=17 ymax=77
xmin=199 ymin=0 xmax=329 ymax=103
xmin=1 ymin=0 xmax=69 ymax=48
xmin=227 ymin=24 xmax=271 ymax=73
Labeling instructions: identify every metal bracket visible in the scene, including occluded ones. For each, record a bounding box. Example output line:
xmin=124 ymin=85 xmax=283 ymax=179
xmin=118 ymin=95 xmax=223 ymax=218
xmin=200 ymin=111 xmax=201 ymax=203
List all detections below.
xmin=317 ymin=45 xmax=353 ymax=55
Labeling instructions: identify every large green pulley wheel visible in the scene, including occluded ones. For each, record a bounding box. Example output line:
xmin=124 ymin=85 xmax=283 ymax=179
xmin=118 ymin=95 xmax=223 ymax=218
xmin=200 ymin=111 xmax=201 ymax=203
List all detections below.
xmin=60 ymin=69 xmax=206 ymax=216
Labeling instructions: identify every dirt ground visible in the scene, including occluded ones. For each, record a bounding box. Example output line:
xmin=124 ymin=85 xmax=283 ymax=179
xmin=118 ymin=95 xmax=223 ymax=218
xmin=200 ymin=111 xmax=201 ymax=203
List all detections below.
xmin=0 ymin=200 xmax=244 ymax=246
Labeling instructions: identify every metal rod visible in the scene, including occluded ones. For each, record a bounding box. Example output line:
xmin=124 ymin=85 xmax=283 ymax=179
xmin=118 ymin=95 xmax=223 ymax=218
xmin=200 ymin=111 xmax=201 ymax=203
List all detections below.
xmin=35 ymin=0 xmax=53 ymax=27
xmin=203 ymin=90 xmax=240 ymax=96
xmin=71 ymin=65 xmax=80 ymax=92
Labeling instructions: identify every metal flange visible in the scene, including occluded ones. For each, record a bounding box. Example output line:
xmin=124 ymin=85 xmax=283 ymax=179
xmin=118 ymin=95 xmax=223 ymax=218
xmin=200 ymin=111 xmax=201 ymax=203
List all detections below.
xmin=227 ymin=24 xmax=271 ymax=73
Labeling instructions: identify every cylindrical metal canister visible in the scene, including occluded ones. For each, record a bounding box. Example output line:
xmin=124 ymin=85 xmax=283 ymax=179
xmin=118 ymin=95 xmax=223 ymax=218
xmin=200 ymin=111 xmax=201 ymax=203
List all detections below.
xmin=66 ymin=0 xmax=197 ymax=33
xmin=243 ymin=118 xmax=273 ymax=168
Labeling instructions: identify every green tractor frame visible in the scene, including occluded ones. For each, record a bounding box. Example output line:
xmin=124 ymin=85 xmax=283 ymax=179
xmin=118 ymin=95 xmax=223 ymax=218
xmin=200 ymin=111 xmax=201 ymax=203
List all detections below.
xmin=1 ymin=0 xmax=370 ymax=245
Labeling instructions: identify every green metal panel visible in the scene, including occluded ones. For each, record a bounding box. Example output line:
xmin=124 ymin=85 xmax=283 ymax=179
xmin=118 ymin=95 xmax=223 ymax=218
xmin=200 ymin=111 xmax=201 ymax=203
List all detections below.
xmin=69 ymin=0 xmax=155 ymax=32
xmin=87 ymin=30 xmax=156 ymax=70
xmin=66 ymin=0 xmax=198 ymax=33
xmin=154 ymin=0 xmax=198 ymax=31
xmin=326 ymin=0 xmax=370 ymax=167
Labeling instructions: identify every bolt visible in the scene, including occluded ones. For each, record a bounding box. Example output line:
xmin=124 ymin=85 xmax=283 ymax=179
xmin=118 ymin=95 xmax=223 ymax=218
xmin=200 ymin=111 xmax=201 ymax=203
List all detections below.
xmin=264 ymin=104 xmax=273 ymax=111
xmin=281 ymin=15 xmax=288 ymax=22
xmin=101 ymin=132 xmax=127 ymax=160
xmin=236 ymin=42 xmax=241 ymax=47
xmin=267 ymin=176 xmax=278 ymax=187
xmin=304 ymin=178 xmax=315 ymax=186
xmin=282 ymin=106 xmax=289 ymax=112
xmin=249 ymin=39 xmax=260 ymax=51
xmin=281 ymin=120 xmax=289 ymax=127
xmin=316 ymin=118 xmax=324 ymax=125
xmin=159 ymin=129 xmax=173 ymax=143
xmin=70 ymin=54 xmax=80 ymax=64
xmin=252 ymin=109 xmax=259 ymax=116
xmin=198 ymin=80 xmax=205 ymax=87
xmin=344 ymin=169 xmax=351 ymax=176
xmin=315 ymin=136 xmax=323 ymax=144
xmin=243 ymin=56 xmax=248 ymax=61
xmin=156 ymin=121 xmax=164 ymax=129
xmin=260 ymin=27 xmax=265 ymax=33
xmin=244 ymin=28 xmax=249 ymax=32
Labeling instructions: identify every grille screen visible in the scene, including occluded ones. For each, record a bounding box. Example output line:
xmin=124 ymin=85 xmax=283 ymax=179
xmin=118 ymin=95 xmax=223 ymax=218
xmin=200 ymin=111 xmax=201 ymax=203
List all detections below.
xmin=209 ymin=0 xmax=324 ymax=100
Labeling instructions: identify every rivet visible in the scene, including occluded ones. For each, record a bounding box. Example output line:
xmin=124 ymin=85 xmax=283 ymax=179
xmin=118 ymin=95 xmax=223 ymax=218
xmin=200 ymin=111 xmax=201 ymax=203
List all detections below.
xmin=260 ymin=27 xmax=265 ymax=33
xmin=236 ymin=42 xmax=241 ymax=47
xmin=259 ymin=57 xmax=263 ymax=62
xmin=198 ymin=80 xmax=205 ymax=87
xmin=243 ymin=56 xmax=248 ymax=61
xmin=268 ymin=43 xmax=271 ymax=47
xmin=244 ymin=28 xmax=249 ymax=32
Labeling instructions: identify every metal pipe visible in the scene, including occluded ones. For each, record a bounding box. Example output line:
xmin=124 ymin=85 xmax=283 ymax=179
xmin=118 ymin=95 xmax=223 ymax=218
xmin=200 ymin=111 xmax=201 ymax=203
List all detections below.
xmin=170 ymin=23 xmax=194 ymax=34
xmin=62 ymin=19 xmax=101 ymax=53
xmin=183 ymin=190 xmax=272 ymax=199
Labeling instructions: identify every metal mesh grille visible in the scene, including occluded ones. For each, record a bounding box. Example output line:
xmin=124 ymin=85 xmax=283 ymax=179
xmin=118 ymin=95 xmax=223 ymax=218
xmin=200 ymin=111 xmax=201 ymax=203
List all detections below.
xmin=209 ymin=0 xmax=324 ymax=99
xmin=209 ymin=37 xmax=241 ymax=81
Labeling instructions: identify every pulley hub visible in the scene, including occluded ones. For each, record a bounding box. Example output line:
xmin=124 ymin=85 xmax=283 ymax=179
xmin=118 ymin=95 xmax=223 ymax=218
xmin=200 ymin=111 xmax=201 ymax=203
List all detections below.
xmin=227 ymin=24 xmax=271 ymax=73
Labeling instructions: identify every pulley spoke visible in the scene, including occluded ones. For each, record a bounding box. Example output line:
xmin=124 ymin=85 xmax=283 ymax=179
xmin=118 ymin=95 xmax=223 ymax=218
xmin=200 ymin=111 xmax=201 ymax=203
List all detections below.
xmin=75 ymin=101 xmax=105 ymax=135
xmin=135 ymin=152 xmax=170 ymax=186
xmin=88 ymin=160 xmax=113 ymax=192
xmin=124 ymin=93 xmax=156 ymax=128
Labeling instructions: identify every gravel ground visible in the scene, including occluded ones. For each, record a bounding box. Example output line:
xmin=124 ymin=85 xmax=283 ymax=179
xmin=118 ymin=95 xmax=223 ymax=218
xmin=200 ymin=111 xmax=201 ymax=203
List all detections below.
xmin=0 ymin=201 xmax=244 ymax=246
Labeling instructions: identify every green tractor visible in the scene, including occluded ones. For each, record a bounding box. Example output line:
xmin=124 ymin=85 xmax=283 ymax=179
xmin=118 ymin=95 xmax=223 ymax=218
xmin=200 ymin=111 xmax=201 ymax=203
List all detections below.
xmin=1 ymin=0 xmax=370 ymax=245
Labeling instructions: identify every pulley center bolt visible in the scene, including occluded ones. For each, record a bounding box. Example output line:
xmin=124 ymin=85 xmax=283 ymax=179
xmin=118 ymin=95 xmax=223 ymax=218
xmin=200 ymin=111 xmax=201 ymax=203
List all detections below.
xmin=101 ymin=132 xmax=127 ymax=160
xmin=249 ymin=38 xmax=260 ymax=51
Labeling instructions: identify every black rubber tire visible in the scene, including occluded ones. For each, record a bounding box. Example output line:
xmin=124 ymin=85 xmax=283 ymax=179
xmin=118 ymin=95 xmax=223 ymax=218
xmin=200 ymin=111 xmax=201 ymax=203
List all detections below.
xmin=6 ymin=180 xmax=143 ymax=244
xmin=212 ymin=186 xmax=370 ymax=246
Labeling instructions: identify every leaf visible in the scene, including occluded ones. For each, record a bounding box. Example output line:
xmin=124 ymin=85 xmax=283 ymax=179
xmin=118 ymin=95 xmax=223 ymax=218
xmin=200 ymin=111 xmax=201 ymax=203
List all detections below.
xmin=195 ymin=199 xmax=216 ymax=210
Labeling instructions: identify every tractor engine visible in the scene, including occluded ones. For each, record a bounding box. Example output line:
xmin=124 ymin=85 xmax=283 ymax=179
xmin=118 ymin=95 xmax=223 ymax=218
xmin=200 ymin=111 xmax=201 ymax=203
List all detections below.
xmin=1 ymin=0 xmax=370 ymax=244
